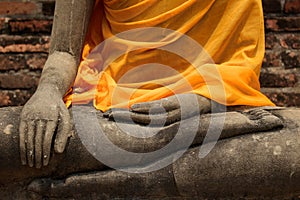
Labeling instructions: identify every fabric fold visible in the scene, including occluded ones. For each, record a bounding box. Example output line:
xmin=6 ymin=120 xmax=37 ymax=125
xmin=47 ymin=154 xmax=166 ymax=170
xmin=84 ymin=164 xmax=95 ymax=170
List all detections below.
xmin=64 ymin=0 xmax=274 ymax=111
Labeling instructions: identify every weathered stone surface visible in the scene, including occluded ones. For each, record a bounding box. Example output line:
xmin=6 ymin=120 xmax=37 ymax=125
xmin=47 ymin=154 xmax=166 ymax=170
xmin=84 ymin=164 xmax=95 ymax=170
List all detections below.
xmin=1 ymin=106 xmax=300 ymax=199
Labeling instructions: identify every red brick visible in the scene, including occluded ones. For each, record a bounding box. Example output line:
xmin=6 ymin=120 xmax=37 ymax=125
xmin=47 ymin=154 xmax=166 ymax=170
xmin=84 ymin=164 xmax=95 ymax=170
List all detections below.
xmin=0 ymin=35 xmax=50 ymax=53
xmin=265 ymin=17 xmax=300 ymax=31
xmin=264 ymin=33 xmax=299 ymax=50
xmin=0 ymin=18 xmax=5 ymax=32
xmin=0 ymin=91 xmax=11 ymax=106
xmin=265 ymin=34 xmax=277 ymax=49
xmin=263 ymin=0 xmax=282 ymax=13
xmin=268 ymin=92 xmax=300 ymax=106
xmin=281 ymin=34 xmax=300 ymax=49
xmin=279 ymin=38 xmax=289 ymax=49
xmin=0 ymin=54 xmax=26 ymax=71
xmin=0 ymin=2 xmax=39 ymax=15
xmin=0 ymin=53 xmax=47 ymax=71
xmin=0 ymin=90 xmax=33 ymax=107
xmin=267 ymin=33 xmax=300 ymax=50
xmin=42 ymin=1 xmax=55 ymax=16
xmin=263 ymin=51 xmax=283 ymax=68
xmin=260 ymin=71 xmax=298 ymax=87
xmin=293 ymin=43 xmax=300 ymax=49
xmin=0 ymin=43 xmax=49 ymax=53
xmin=261 ymin=88 xmax=300 ymax=107
xmin=281 ymin=50 xmax=300 ymax=69
xmin=0 ymin=71 xmax=40 ymax=89
xmin=25 ymin=53 xmax=47 ymax=69
xmin=285 ymin=0 xmax=300 ymax=13
xmin=9 ymin=19 xmax=53 ymax=34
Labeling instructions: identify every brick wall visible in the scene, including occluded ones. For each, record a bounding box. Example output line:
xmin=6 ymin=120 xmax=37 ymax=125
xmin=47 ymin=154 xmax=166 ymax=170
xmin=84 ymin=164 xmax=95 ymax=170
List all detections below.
xmin=262 ymin=0 xmax=300 ymax=107
xmin=0 ymin=0 xmax=299 ymax=107
xmin=0 ymin=0 xmax=53 ymax=107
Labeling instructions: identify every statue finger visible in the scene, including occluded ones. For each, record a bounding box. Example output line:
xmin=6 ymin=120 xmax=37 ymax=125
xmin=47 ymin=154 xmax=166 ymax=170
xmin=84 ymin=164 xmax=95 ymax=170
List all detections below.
xmin=164 ymin=109 xmax=181 ymax=125
xmin=109 ymin=109 xmax=181 ymax=126
xmin=35 ymin=120 xmax=45 ymax=169
xmin=108 ymin=109 xmax=134 ymax=123
xmin=54 ymin=107 xmax=71 ymax=153
xmin=43 ymin=121 xmax=57 ymax=166
xmin=131 ymin=96 xmax=179 ymax=114
xmin=130 ymin=112 xmax=163 ymax=125
xmin=103 ymin=108 xmax=129 ymax=118
xmin=19 ymin=121 xmax=27 ymax=165
xmin=27 ymin=121 xmax=35 ymax=167
xmin=130 ymin=109 xmax=181 ymax=126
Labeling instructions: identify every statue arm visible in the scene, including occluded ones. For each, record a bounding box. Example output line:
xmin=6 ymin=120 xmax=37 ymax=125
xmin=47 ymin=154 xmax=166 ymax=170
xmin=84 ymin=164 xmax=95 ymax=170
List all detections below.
xmin=39 ymin=0 xmax=95 ymax=96
xmin=20 ymin=0 xmax=95 ymax=168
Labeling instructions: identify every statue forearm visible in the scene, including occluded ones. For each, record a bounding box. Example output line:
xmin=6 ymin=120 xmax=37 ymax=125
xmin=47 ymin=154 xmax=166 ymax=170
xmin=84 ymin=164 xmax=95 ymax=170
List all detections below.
xmin=49 ymin=0 xmax=95 ymax=60
xmin=39 ymin=0 xmax=95 ymax=96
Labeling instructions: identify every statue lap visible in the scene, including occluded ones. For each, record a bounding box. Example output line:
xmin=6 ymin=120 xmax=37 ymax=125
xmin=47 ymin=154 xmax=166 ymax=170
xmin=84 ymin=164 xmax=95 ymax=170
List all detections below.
xmin=1 ymin=106 xmax=300 ymax=199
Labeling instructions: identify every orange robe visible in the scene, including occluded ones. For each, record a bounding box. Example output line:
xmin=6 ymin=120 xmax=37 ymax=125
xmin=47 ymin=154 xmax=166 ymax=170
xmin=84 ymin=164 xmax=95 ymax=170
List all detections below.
xmin=64 ymin=0 xmax=274 ymax=111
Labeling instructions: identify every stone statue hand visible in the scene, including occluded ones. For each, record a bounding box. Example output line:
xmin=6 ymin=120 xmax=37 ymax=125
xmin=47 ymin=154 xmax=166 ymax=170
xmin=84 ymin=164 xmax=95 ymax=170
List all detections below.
xmin=104 ymin=94 xmax=212 ymax=126
xmin=19 ymin=86 xmax=71 ymax=168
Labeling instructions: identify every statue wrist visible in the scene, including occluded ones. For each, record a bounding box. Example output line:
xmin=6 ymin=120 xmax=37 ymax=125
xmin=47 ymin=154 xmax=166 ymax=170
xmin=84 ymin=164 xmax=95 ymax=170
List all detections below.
xmin=36 ymin=83 xmax=64 ymax=98
xmin=37 ymin=51 xmax=78 ymax=97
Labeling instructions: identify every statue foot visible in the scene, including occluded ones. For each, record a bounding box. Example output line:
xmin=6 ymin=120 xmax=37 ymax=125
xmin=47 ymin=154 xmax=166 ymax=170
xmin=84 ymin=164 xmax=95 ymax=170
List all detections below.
xmin=27 ymin=166 xmax=180 ymax=199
